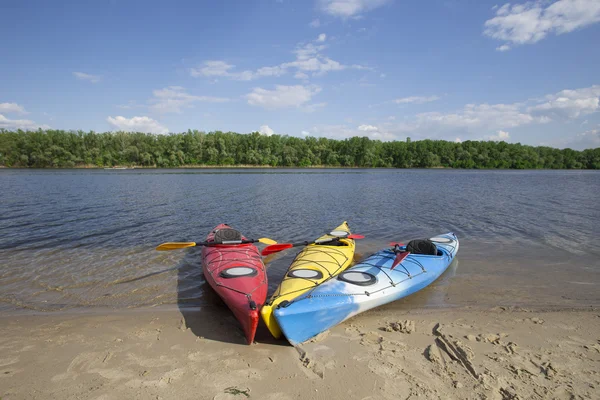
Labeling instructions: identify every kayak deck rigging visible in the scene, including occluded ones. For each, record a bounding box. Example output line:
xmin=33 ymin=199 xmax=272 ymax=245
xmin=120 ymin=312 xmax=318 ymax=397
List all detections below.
xmin=203 ymin=245 xmax=266 ymax=299
xmin=295 ymin=247 xmax=451 ymax=300
xmin=268 ymin=242 xmax=352 ymax=303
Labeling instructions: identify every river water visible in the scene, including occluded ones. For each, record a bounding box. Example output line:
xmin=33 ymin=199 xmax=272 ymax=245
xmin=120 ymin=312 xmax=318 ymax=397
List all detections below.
xmin=1 ymin=168 xmax=599 ymax=313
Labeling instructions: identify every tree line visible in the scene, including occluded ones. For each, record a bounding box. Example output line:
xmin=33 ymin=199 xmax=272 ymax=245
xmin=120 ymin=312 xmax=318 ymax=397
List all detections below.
xmin=0 ymin=129 xmax=598 ymax=169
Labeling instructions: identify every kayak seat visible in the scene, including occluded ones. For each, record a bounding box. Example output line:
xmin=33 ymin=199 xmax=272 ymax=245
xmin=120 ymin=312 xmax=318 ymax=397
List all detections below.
xmin=406 ymin=239 xmax=437 ymax=255
xmin=213 ymin=228 xmax=242 ymax=243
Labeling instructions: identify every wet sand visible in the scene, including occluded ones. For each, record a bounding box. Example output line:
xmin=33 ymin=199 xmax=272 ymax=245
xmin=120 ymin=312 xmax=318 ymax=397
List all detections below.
xmin=1 ymin=306 xmax=599 ymax=400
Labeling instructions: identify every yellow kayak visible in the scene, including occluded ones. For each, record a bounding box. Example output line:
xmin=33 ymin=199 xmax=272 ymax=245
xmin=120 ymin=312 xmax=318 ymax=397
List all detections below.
xmin=261 ymin=221 xmax=356 ymax=339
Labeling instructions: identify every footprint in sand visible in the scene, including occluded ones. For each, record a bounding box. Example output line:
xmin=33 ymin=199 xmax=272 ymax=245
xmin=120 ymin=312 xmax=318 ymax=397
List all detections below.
xmin=0 ymin=367 xmax=24 ymax=378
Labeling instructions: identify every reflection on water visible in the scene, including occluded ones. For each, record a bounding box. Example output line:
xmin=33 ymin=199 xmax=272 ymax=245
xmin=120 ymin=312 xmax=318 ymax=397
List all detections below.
xmin=0 ymin=168 xmax=599 ymax=313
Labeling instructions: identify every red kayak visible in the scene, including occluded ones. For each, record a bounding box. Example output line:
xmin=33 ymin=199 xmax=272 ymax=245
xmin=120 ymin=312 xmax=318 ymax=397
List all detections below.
xmin=201 ymin=224 xmax=267 ymax=344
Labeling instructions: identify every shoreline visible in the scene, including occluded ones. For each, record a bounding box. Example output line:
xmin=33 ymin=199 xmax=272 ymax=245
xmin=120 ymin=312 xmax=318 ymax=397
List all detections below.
xmin=2 ymin=301 xmax=599 ymax=317
xmin=1 ymin=306 xmax=598 ymax=399
xmin=2 ymin=165 xmax=600 ymax=170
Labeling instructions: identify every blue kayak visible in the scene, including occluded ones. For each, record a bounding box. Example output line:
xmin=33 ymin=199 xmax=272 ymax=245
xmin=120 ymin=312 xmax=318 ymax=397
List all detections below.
xmin=274 ymin=233 xmax=459 ymax=346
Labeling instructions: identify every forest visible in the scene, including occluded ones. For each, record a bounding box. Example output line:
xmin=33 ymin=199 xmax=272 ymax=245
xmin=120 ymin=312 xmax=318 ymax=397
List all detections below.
xmin=0 ymin=129 xmax=598 ymax=169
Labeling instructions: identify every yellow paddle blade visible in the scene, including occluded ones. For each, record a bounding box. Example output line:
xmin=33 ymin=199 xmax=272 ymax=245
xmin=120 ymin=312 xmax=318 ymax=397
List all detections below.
xmin=155 ymin=242 xmax=197 ymax=251
xmin=263 ymin=251 xmax=284 ymax=265
xmin=258 ymin=237 xmax=277 ymax=245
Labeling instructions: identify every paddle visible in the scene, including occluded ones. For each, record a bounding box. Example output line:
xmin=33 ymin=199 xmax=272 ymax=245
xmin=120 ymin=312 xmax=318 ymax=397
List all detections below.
xmin=156 ymin=237 xmax=277 ymax=251
xmin=261 ymin=231 xmax=365 ymax=256
xmin=389 ymin=243 xmax=409 ymax=270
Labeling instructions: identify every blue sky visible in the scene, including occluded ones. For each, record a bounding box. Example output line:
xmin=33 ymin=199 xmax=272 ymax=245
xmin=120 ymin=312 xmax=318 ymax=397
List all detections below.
xmin=1 ymin=0 xmax=599 ymax=149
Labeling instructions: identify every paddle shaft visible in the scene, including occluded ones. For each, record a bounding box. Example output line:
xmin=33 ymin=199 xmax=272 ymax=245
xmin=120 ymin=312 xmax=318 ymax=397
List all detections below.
xmin=291 ymin=237 xmax=340 ymax=247
xmin=261 ymin=234 xmax=364 ymax=256
xmin=199 ymin=239 xmax=264 ymax=246
xmin=156 ymin=238 xmax=274 ymax=251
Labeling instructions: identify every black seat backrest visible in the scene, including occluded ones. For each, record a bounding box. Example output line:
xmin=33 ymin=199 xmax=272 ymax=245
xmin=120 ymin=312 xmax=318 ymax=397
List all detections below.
xmin=406 ymin=239 xmax=437 ymax=255
xmin=315 ymin=238 xmax=347 ymax=246
xmin=213 ymin=228 xmax=242 ymax=243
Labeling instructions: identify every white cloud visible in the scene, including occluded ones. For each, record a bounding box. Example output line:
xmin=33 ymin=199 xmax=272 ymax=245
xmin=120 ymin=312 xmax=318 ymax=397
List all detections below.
xmin=303 ymin=124 xmax=358 ymax=139
xmin=487 ymin=130 xmax=511 ymax=141
xmin=454 ymin=137 xmax=462 ymax=143
xmin=307 ymin=123 xmax=397 ymax=140
xmin=310 ymin=19 xmax=321 ymax=28
xmin=301 ymin=130 xmax=311 ymax=136
xmin=259 ymin=125 xmax=275 ymax=136
xmin=293 ymin=42 xmax=326 ymax=60
xmin=73 ymin=71 xmax=101 ymax=83
xmin=247 ymin=85 xmax=322 ymax=110
xmin=319 ymin=0 xmax=391 ymax=18
xmin=574 ymin=129 xmax=600 ymax=147
xmin=484 ymin=0 xmax=600 ymax=50
xmin=190 ymin=60 xmax=286 ymax=81
xmin=303 ymin=84 xmax=600 ymax=144
xmin=283 ymin=57 xmax=345 ymax=75
xmin=350 ymin=64 xmax=374 ymax=71
xmin=555 ymin=128 xmax=600 ymax=149
xmin=191 ymin=35 xmax=369 ymax=81
xmin=190 ymin=60 xmax=234 ymax=78
xmin=107 ymin=116 xmax=168 ymax=134
xmin=358 ymin=124 xmax=378 ymax=131
xmin=357 ymin=124 xmax=397 ymax=140
xmin=0 ymin=114 xmax=50 ymax=130
xmin=416 ymin=103 xmax=539 ymax=131
xmin=117 ymin=100 xmax=143 ymax=110
xmin=254 ymin=65 xmax=287 ymax=78
xmin=281 ymin=39 xmax=367 ymax=76
xmin=528 ymin=85 xmax=600 ymax=118
xmin=302 ymin=102 xmax=327 ymax=112
xmin=394 ymin=95 xmax=441 ymax=104
xmin=0 ymin=102 xmax=27 ymax=114
xmin=149 ymin=86 xmax=229 ymax=114
xmin=368 ymin=84 xmax=599 ymax=142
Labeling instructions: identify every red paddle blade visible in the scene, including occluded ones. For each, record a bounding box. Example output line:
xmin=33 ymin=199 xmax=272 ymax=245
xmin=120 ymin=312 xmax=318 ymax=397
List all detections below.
xmin=390 ymin=251 xmax=410 ymax=270
xmin=261 ymin=243 xmax=293 ymax=256
xmin=347 ymin=234 xmax=365 ymax=239
xmin=389 ymin=242 xmax=405 ymax=247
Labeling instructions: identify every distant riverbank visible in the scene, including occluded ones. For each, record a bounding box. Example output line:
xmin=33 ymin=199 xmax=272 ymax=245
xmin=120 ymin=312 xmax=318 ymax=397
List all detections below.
xmin=1 ymin=129 xmax=598 ymax=169
xmin=4 ymin=164 xmax=600 ymax=170
xmin=12 ymin=164 xmax=394 ymax=169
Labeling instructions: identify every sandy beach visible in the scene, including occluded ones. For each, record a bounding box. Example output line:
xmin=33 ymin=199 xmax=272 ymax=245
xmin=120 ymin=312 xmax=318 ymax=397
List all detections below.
xmin=1 ymin=305 xmax=598 ymax=400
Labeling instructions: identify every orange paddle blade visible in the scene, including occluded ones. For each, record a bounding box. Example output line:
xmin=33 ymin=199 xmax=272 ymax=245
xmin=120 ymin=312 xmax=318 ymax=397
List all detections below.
xmin=261 ymin=243 xmax=293 ymax=256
